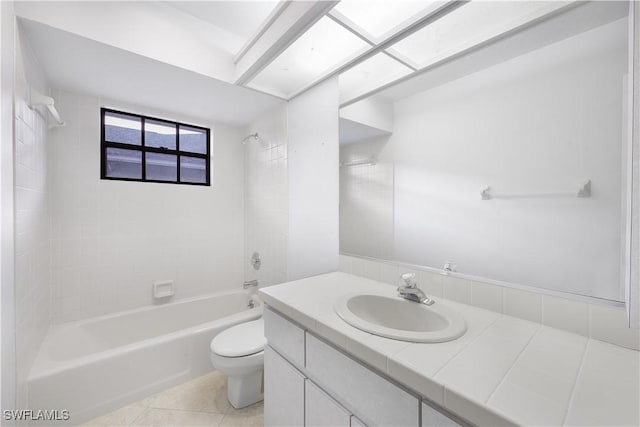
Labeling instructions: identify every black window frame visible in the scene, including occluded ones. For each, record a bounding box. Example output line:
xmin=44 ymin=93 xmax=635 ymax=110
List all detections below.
xmin=100 ymin=107 xmax=211 ymax=186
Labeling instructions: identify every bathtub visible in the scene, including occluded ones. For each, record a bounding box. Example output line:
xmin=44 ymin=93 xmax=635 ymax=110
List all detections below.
xmin=27 ymin=290 xmax=262 ymax=425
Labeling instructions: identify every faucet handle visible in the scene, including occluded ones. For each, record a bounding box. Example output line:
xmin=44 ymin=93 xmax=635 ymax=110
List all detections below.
xmin=399 ymin=272 xmax=416 ymax=286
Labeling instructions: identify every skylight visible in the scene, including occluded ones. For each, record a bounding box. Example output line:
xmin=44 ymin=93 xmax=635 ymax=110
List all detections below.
xmin=331 ymin=0 xmax=436 ymax=41
xmin=247 ymin=16 xmax=370 ymax=98
xmin=390 ymin=1 xmax=568 ymax=68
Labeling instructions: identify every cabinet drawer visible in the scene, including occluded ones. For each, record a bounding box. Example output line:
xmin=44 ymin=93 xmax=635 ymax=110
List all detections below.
xmin=422 ymin=401 xmax=462 ymax=427
xmin=264 ymin=306 xmax=305 ymax=368
xmin=264 ymin=345 xmax=305 ymax=427
xmin=306 ymin=333 xmax=419 ymax=427
xmin=305 ymin=379 xmax=351 ymax=427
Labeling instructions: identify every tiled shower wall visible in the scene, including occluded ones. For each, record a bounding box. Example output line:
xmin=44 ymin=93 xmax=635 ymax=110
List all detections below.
xmin=13 ymin=28 xmax=50 ymax=407
xmin=243 ymin=105 xmax=288 ymax=288
xmin=48 ymin=90 xmax=245 ymax=323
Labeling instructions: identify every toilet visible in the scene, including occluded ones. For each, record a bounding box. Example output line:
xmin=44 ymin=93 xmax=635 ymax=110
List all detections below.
xmin=210 ymin=318 xmax=266 ymax=409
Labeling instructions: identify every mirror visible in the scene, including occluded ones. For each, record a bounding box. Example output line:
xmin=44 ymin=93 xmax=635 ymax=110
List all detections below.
xmin=339 ymin=1 xmax=631 ymax=303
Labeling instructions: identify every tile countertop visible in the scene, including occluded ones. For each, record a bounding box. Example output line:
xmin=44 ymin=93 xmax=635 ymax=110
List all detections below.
xmin=258 ymin=272 xmax=640 ymax=427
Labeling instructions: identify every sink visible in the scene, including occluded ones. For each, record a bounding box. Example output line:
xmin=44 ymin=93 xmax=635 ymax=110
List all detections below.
xmin=334 ymin=293 xmax=467 ymax=343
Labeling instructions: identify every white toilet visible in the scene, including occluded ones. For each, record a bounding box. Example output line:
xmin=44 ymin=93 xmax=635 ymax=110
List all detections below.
xmin=210 ymin=318 xmax=266 ymax=409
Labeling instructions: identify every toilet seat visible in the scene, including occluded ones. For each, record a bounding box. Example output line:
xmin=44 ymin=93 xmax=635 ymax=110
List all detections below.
xmin=210 ymin=318 xmax=265 ymax=357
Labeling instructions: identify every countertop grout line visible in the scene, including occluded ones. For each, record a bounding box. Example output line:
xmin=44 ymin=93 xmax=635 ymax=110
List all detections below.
xmin=431 ymin=314 xmax=502 ymax=379
xmin=560 ymin=337 xmax=591 ymax=426
xmin=484 ymin=322 xmax=542 ymax=404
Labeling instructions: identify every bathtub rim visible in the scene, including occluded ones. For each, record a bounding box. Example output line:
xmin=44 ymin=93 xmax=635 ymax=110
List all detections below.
xmin=30 ymin=290 xmax=262 ymax=380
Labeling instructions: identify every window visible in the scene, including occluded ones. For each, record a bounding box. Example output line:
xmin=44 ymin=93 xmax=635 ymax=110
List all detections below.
xmin=101 ymin=108 xmax=210 ymax=186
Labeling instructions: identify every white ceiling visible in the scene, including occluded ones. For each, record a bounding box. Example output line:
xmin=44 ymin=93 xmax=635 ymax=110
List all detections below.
xmin=339 ymin=118 xmax=390 ymax=145
xmin=20 ymin=19 xmax=284 ymax=127
xmin=164 ymin=1 xmax=279 ymax=41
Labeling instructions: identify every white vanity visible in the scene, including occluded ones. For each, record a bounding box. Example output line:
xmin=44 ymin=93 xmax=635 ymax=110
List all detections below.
xmin=259 ymin=272 xmax=640 ymax=427
xmin=263 ymin=306 xmax=463 ymax=427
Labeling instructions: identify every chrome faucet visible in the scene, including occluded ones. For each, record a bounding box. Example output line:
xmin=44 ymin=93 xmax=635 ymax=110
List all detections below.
xmin=397 ymin=273 xmax=435 ymax=305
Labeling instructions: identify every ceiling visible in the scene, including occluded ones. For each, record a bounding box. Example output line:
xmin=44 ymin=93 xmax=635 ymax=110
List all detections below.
xmin=16 ymin=0 xmax=631 ymax=131
xmin=164 ymin=1 xmax=279 ymax=41
xmin=20 ymin=19 xmax=284 ymax=127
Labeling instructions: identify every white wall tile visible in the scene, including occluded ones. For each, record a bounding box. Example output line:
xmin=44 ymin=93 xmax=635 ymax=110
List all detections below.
xmin=542 ymin=295 xmax=588 ymax=336
xmin=243 ymin=105 xmax=288 ymax=289
xmin=49 ymin=91 xmax=245 ymax=323
xmin=470 ymin=281 xmax=503 ymax=313
xmin=504 ymin=288 xmax=542 ymax=323
xmin=13 ymin=28 xmax=51 ymax=409
xmin=589 ymin=304 xmax=640 ymax=350
xmin=338 ymin=255 xmax=352 ymax=273
xmin=442 ymin=277 xmax=471 ymax=305
xmin=420 ymin=271 xmax=443 ymax=298
xmin=350 ymin=257 xmax=381 ymax=281
xmin=379 ymin=262 xmax=400 ymax=286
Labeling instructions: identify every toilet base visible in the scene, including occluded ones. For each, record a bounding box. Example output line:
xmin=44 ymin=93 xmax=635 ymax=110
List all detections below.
xmin=227 ymin=369 xmax=264 ymax=409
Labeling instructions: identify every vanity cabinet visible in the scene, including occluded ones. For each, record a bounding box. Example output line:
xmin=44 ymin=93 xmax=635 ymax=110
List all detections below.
xmin=264 ymin=346 xmax=305 ymax=427
xmin=422 ymin=402 xmax=461 ymax=427
xmin=264 ymin=306 xmax=464 ymax=427
xmin=305 ymin=379 xmax=351 ymax=427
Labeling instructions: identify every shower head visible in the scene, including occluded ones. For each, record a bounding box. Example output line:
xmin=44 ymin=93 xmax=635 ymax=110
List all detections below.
xmin=241 ymin=133 xmax=260 ymax=144
xmin=241 ymin=132 xmax=270 ymax=147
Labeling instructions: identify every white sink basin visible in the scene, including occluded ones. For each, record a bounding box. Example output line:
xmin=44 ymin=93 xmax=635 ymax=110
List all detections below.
xmin=334 ymin=293 xmax=467 ymax=343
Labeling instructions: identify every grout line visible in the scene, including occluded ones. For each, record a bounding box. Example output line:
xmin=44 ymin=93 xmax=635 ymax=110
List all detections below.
xmin=560 ymin=338 xmax=590 ymax=426
xmin=485 ymin=323 xmax=542 ymax=404
xmin=431 ymin=314 xmax=502 ymax=378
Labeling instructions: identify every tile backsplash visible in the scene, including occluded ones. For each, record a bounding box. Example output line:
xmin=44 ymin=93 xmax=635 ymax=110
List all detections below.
xmin=339 ymin=254 xmax=640 ymax=351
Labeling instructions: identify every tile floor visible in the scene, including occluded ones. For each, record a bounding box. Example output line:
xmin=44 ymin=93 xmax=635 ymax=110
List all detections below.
xmin=83 ymin=372 xmax=263 ymax=427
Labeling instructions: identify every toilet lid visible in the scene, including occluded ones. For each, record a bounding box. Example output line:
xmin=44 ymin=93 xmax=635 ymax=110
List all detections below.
xmin=210 ymin=318 xmax=266 ymax=357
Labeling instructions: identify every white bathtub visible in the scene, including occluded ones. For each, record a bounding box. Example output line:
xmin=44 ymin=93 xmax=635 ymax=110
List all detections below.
xmin=27 ymin=290 xmax=262 ymax=425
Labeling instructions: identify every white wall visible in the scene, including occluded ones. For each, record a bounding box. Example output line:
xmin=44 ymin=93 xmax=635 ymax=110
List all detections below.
xmin=243 ymin=105 xmax=288 ymax=288
xmin=340 ymin=137 xmax=394 ymax=260
xmin=49 ymin=90 xmax=245 ymax=323
xmin=1 ymin=0 xmax=17 ymax=416
xmin=13 ymin=23 xmax=50 ymax=410
xmin=390 ymin=19 xmax=628 ymax=301
xmin=339 ymin=97 xmax=393 ymax=133
xmin=287 ymin=78 xmax=340 ymax=280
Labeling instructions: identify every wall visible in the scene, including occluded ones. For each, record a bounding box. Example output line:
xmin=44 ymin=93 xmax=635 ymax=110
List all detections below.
xmin=243 ymin=105 xmax=288 ymax=288
xmin=287 ymin=78 xmax=339 ymax=281
xmin=49 ymin=90 xmax=245 ymax=323
xmin=389 ymin=19 xmax=628 ymax=301
xmin=1 ymin=0 xmax=17 ymax=416
xmin=339 ymin=137 xmax=393 ymax=260
xmin=13 ymin=24 xmax=50 ymax=410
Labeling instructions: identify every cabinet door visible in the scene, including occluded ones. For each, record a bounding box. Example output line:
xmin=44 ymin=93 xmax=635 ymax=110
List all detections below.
xmin=351 ymin=416 xmax=367 ymax=427
xmin=264 ymin=345 xmax=305 ymax=427
xmin=422 ymin=402 xmax=462 ymax=427
xmin=306 ymin=334 xmax=419 ymax=427
xmin=305 ymin=379 xmax=351 ymax=427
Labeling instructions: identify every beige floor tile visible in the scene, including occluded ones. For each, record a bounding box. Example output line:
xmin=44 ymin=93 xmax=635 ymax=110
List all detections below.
xmin=130 ymin=408 xmax=224 ymax=427
xmin=87 ymin=372 xmax=263 ymax=426
xmin=148 ymin=372 xmax=228 ymax=413
xmin=219 ymin=413 xmax=263 ymax=427
xmin=225 ymin=401 xmax=263 ymax=417
xmin=82 ymin=405 xmax=147 ymax=426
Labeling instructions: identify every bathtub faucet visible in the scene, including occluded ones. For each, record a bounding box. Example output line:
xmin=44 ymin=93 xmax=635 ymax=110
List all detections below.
xmin=243 ymin=280 xmax=258 ymax=290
